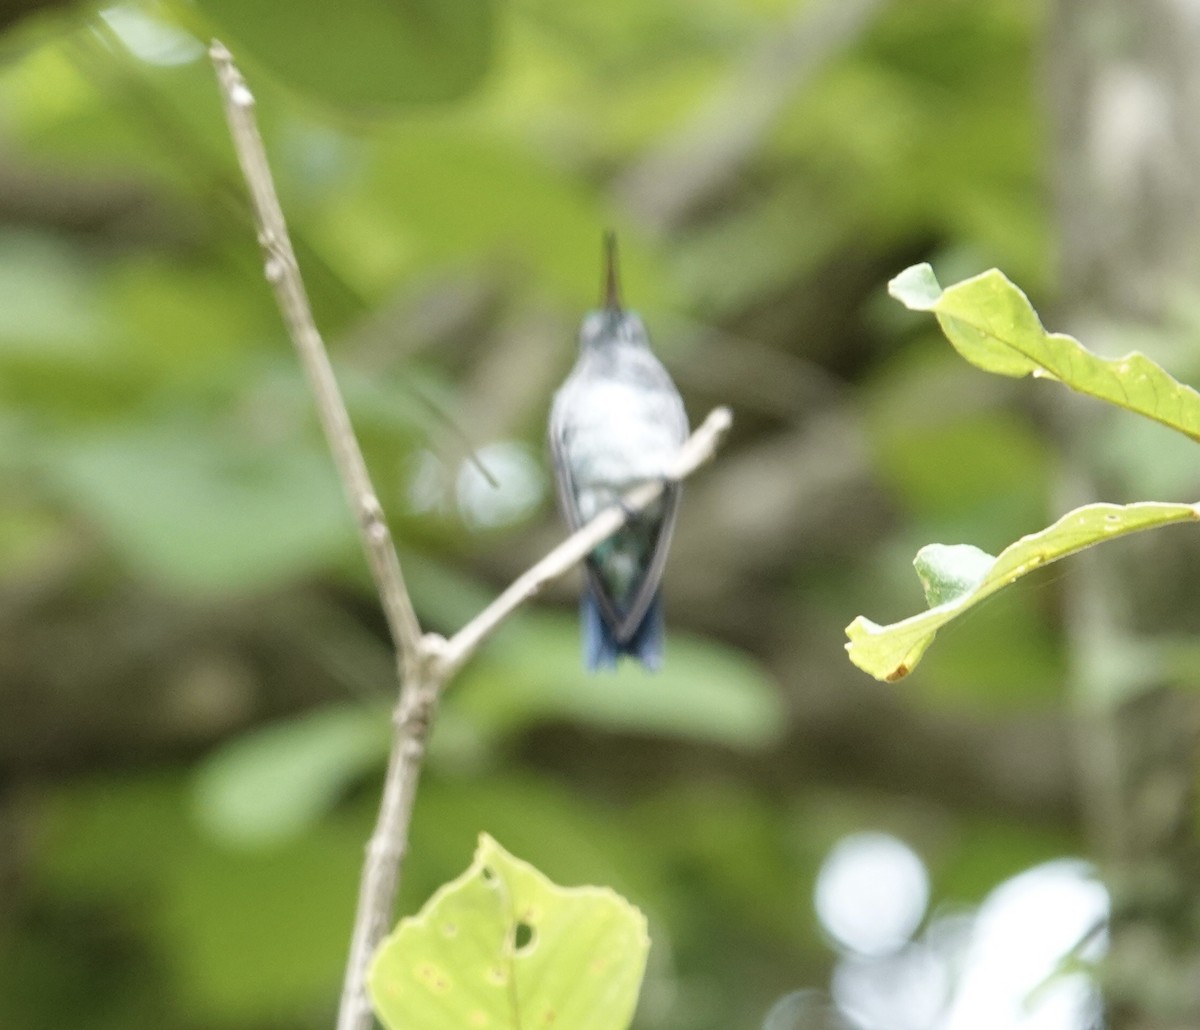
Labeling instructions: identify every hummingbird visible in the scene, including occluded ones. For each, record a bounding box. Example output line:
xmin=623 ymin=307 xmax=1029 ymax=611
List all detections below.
xmin=549 ymin=234 xmax=689 ymax=671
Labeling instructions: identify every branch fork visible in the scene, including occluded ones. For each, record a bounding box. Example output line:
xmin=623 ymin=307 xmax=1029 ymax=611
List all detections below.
xmin=210 ymin=40 xmax=733 ymax=1030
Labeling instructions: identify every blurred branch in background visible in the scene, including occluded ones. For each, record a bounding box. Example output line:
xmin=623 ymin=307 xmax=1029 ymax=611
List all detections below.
xmin=0 ymin=153 xmax=176 ymax=241
xmin=615 ymin=0 xmax=886 ymax=233
xmin=1048 ymin=0 xmax=1200 ymax=1024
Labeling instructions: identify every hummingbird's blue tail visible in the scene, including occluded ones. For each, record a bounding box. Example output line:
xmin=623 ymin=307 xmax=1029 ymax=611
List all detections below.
xmin=582 ymin=587 xmax=664 ymax=672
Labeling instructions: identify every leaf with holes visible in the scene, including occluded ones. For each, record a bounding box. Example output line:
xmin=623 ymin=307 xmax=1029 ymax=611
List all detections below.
xmin=846 ymin=502 xmax=1200 ymax=682
xmin=368 ymin=834 xmax=649 ymax=1030
xmin=889 ymin=263 xmax=1200 ymax=443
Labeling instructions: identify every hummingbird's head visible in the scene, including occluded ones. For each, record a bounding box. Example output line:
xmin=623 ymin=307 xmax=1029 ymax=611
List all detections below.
xmin=577 ymin=230 xmax=650 ymax=350
xmin=579 ymin=308 xmax=649 ymax=350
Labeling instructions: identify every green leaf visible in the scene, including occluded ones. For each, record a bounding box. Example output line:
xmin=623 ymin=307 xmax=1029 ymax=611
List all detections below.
xmin=192 ymin=704 xmax=390 ymax=848
xmin=369 ymin=834 xmax=649 ymax=1030
xmin=45 ymin=425 xmax=351 ymax=594
xmin=846 ymin=502 xmax=1200 ymax=682
xmin=194 ymin=0 xmax=494 ymax=112
xmin=889 ymin=263 xmax=1200 ymax=442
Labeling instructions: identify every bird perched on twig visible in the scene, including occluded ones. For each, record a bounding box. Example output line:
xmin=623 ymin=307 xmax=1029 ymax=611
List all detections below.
xmin=549 ymin=234 xmax=689 ymax=671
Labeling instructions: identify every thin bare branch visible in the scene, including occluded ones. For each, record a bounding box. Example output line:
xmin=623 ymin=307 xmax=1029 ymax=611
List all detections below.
xmin=209 ymin=40 xmax=734 ymax=1030
xmin=209 ymin=42 xmax=429 ymax=1030
xmin=440 ymin=406 xmax=734 ymax=675
xmin=336 ymin=668 xmax=441 ymax=1030
xmin=209 ymin=40 xmax=423 ymax=674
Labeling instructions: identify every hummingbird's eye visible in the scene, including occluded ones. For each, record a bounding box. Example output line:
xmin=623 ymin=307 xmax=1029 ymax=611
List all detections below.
xmin=620 ymin=313 xmax=647 ymax=342
xmin=580 ymin=311 xmax=606 ymax=345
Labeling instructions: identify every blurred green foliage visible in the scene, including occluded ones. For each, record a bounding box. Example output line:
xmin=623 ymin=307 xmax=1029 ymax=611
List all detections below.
xmin=0 ymin=0 xmax=1115 ymax=1027
xmin=193 ymin=0 xmax=494 ymax=109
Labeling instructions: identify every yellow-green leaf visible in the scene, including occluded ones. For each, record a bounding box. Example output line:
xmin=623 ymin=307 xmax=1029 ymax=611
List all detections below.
xmin=846 ymin=502 xmax=1200 ymax=682
xmin=369 ymin=834 xmax=649 ymax=1030
xmin=889 ymin=263 xmax=1200 ymax=443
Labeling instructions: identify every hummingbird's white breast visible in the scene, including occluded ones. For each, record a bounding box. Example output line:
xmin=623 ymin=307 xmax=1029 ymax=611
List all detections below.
xmin=551 ymin=343 xmax=688 ymax=523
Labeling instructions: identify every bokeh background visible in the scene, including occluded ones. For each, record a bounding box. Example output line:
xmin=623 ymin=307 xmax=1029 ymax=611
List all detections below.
xmin=3 ymin=0 xmax=1200 ymax=1028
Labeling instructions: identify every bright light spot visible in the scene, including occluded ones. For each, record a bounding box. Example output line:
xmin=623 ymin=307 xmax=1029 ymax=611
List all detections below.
xmin=456 ymin=442 xmax=545 ymax=530
xmin=825 ymin=859 xmax=1106 ymax=1030
xmin=99 ymin=5 xmax=204 ymax=66
xmin=815 ymin=832 xmax=930 ymax=957
xmin=942 ymin=860 xmax=1107 ymax=1030
xmin=833 ymin=943 xmax=948 ymax=1030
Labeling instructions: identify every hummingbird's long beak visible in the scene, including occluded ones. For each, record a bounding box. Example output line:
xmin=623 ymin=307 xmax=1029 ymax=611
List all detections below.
xmin=602 ymin=231 xmax=622 ymax=313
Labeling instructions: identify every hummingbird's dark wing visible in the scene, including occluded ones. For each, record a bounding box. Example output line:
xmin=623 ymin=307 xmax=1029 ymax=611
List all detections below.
xmin=548 ymin=392 xmax=585 ymax=533
xmin=549 ymin=396 xmax=643 ymax=640
xmin=606 ymin=483 xmax=680 ymax=643
xmin=608 ymin=377 xmax=689 ymax=641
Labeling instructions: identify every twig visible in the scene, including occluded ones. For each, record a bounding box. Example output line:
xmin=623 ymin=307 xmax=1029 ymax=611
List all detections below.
xmin=209 ymin=40 xmax=734 ymax=1030
xmin=337 ymin=672 xmax=439 ymax=1030
xmin=439 ymin=405 xmax=733 ymax=675
xmin=337 ymin=412 xmax=730 ymax=1030
xmin=615 ymin=0 xmax=884 ymax=232
xmin=338 ymin=411 xmax=731 ymax=1030
xmin=209 ymin=41 xmax=423 ymax=675
xmin=209 ymin=42 xmax=428 ymax=1030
